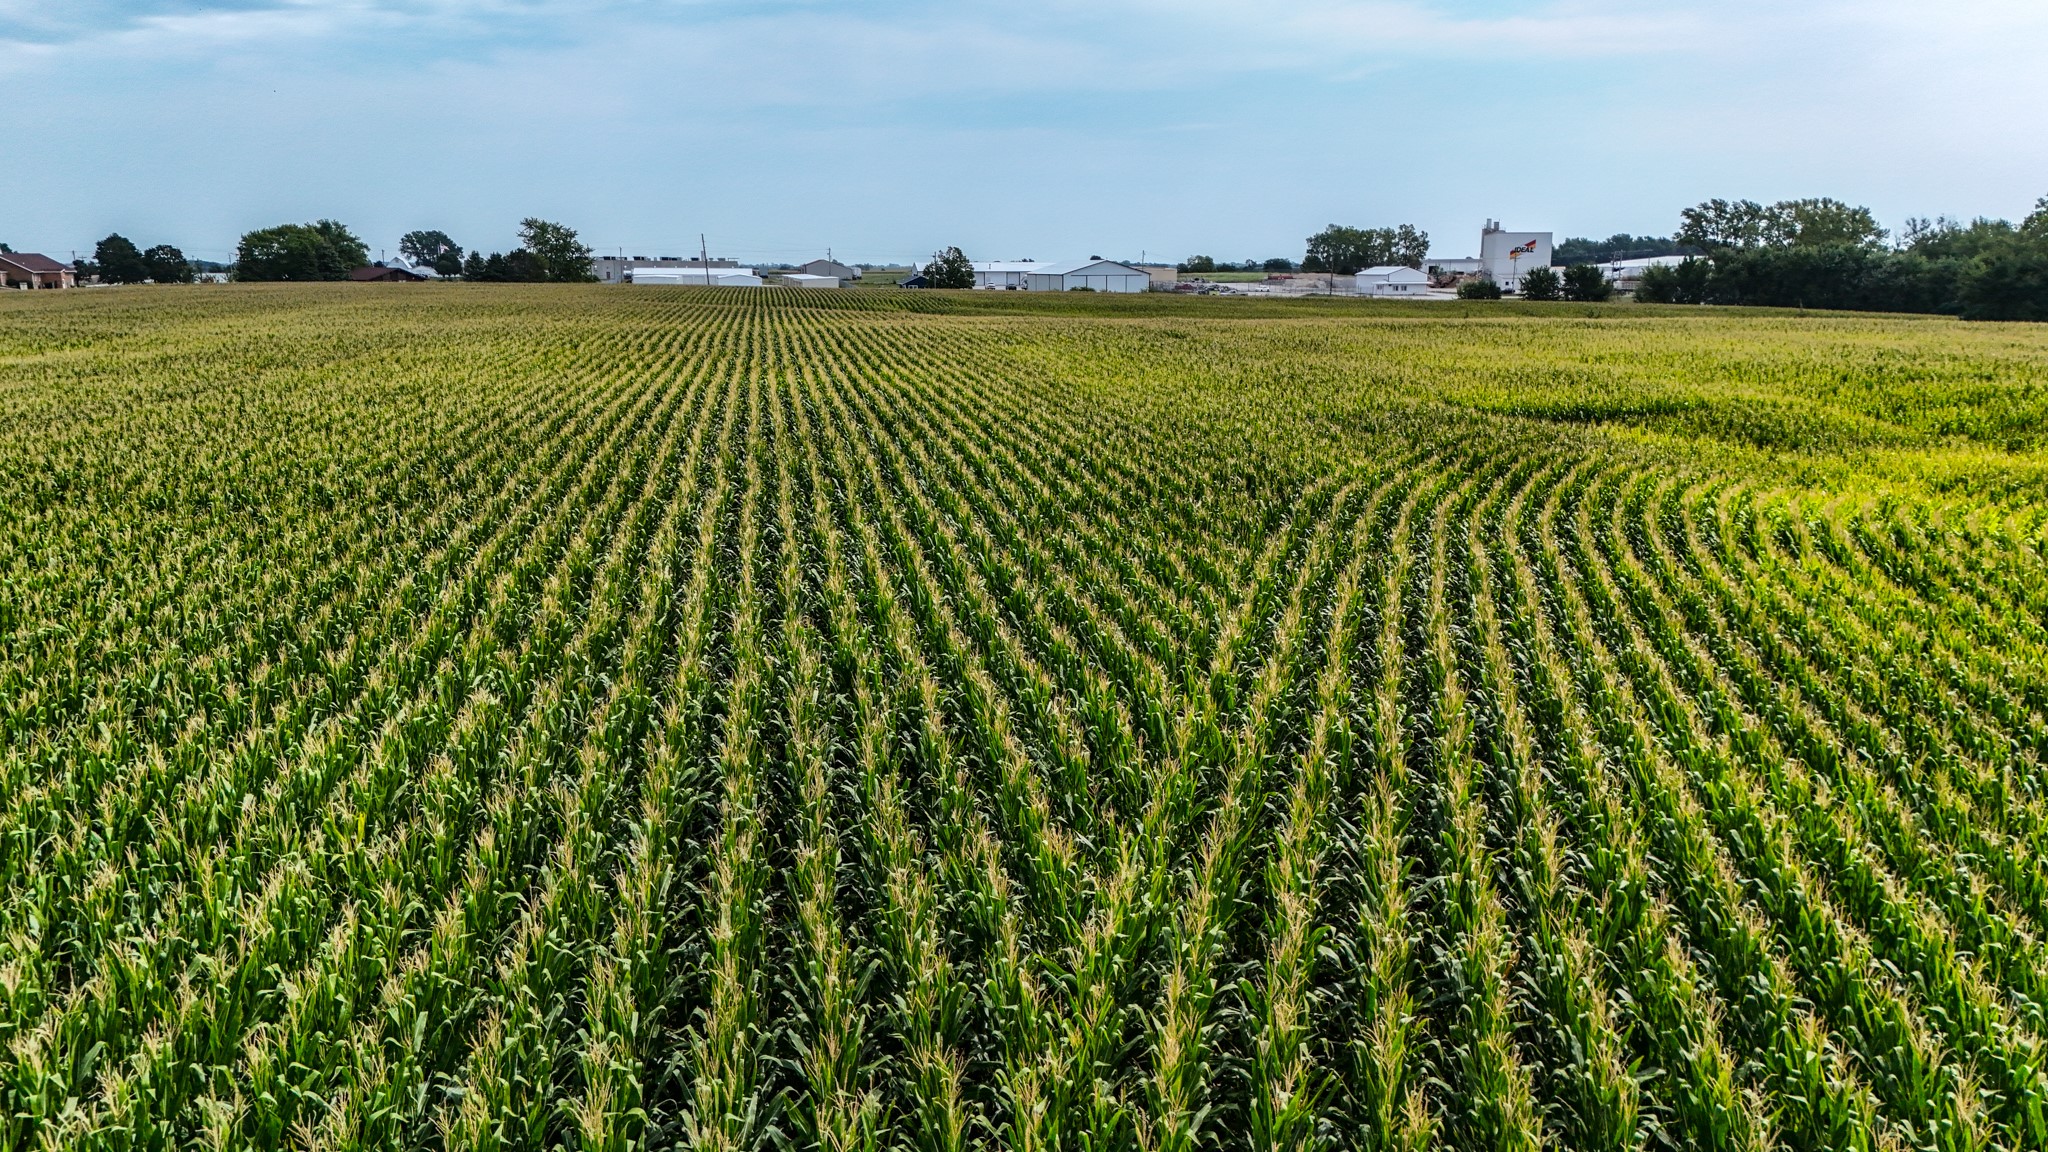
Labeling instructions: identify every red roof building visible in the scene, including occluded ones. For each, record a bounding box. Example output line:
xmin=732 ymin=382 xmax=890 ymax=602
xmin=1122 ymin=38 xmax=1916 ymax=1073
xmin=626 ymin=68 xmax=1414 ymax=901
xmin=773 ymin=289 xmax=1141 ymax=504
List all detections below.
xmin=348 ymin=265 xmax=427 ymax=282
xmin=0 ymin=253 xmax=76 ymax=290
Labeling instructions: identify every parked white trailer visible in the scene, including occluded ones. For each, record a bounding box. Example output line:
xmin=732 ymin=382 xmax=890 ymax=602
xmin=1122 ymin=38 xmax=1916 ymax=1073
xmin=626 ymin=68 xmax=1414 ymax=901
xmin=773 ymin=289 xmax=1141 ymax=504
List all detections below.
xmin=1023 ymin=258 xmax=1150 ymax=293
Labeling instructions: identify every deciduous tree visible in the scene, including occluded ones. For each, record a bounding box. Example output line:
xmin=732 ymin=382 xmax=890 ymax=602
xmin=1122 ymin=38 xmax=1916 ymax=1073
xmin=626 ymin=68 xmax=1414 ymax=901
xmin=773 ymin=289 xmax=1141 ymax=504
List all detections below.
xmin=924 ymin=246 xmax=974 ymax=289
xmin=94 ymin=234 xmax=148 ymax=284
xmin=234 ymin=220 xmax=368 ymax=281
xmin=401 ymin=230 xmax=465 ymax=276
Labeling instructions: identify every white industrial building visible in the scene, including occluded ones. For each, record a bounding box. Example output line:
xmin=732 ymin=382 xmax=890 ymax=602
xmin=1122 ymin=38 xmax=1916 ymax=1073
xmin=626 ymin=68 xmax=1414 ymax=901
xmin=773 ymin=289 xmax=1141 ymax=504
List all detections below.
xmin=1023 ymin=258 xmax=1150 ymax=293
xmin=1354 ymin=265 xmax=1430 ymax=297
xmin=783 ymin=273 xmax=840 ymax=289
xmin=1597 ymin=255 xmax=1689 ymax=293
xmin=596 ymin=256 xmax=741 ymax=284
xmin=972 ymin=260 xmax=1047 ymax=289
xmin=1479 ymin=221 xmax=1552 ymax=293
xmin=629 ymin=266 xmax=763 ymax=286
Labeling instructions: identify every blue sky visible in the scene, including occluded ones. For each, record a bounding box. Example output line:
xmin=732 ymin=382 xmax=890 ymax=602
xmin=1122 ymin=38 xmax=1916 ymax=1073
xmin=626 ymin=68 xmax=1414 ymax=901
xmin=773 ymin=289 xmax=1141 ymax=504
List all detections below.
xmin=5 ymin=0 xmax=2045 ymax=266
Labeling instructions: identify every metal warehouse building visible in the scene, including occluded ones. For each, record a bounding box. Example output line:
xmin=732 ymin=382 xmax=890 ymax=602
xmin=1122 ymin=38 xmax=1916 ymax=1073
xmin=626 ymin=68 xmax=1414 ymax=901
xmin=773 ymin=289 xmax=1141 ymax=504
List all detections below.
xmin=972 ymin=261 xmax=1047 ymax=289
xmin=1023 ymin=258 xmax=1150 ymax=293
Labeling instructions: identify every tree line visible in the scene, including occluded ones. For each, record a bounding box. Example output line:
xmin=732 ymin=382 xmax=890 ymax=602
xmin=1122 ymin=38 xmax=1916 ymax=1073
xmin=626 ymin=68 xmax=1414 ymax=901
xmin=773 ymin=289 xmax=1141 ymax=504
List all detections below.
xmin=1634 ymin=196 xmax=2048 ymax=320
xmin=56 ymin=218 xmax=598 ymax=285
xmin=229 ymin=218 xmax=595 ymax=282
xmin=77 ymin=235 xmax=200 ymax=284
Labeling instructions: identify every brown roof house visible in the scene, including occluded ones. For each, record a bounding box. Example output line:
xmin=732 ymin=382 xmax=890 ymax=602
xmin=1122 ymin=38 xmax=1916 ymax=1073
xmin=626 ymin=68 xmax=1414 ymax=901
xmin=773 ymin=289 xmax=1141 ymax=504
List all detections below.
xmin=348 ymin=265 xmax=428 ymax=282
xmin=0 ymin=252 xmax=76 ymax=289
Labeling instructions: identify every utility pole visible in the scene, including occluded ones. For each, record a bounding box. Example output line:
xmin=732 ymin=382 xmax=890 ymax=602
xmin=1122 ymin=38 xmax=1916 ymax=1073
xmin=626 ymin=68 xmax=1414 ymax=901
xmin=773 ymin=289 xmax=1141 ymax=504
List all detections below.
xmin=700 ymin=234 xmax=711 ymax=284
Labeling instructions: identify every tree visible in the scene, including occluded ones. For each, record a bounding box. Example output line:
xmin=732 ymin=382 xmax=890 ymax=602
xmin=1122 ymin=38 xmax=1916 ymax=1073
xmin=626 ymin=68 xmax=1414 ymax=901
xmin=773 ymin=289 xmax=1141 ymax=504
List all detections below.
xmin=1677 ymin=199 xmax=1792 ymax=251
xmin=1519 ymin=266 xmax=1561 ymax=301
xmin=1179 ymin=255 xmax=1216 ymax=273
xmin=1633 ymin=258 xmax=1712 ymax=304
xmin=1262 ymin=257 xmax=1295 ymax=272
xmin=463 ymin=249 xmax=547 ymax=282
xmin=1303 ymin=224 xmax=1429 ymax=274
xmin=142 ymin=245 xmax=192 ymax=284
xmin=1554 ymin=234 xmax=1694 ymax=264
xmin=924 ymin=246 xmax=974 ymax=289
xmin=1456 ymin=276 xmax=1502 ymax=300
xmin=400 ymin=230 xmax=465 ymax=276
xmin=1958 ymin=246 xmax=2048 ymax=322
xmin=2023 ymin=195 xmax=2048 ymax=239
xmin=235 ymin=220 xmax=368 ymax=281
xmin=1679 ymin=197 xmax=1884 ymax=252
xmin=1562 ymin=263 xmax=1613 ymax=302
xmin=518 ymin=218 xmax=595 ymax=282
xmin=94 ymin=234 xmax=149 ymax=284
xmin=1778 ymin=198 xmax=1886 ymax=248
xmin=1900 ymin=216 xmax=2018 ymax=262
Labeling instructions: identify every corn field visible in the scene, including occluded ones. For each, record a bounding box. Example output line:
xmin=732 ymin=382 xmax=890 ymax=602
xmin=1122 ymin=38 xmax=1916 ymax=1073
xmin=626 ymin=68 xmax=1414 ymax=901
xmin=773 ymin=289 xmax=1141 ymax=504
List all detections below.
xmin=4 ymin=284 xmax=2048 ymax=1152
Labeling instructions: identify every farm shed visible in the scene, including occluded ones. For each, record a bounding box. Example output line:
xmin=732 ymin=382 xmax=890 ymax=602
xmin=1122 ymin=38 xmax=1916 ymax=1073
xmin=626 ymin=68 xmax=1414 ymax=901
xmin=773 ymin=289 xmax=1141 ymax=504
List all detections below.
xmin=1024 ymin=258 xmax=1150 ymax=294
xmin=1354 ymin=265 xmax=1429 ymax=297
xmin=348 ymin=265 xmax=427 ymax=282
xmin=784 ymin=273 xmax=840 ymax=289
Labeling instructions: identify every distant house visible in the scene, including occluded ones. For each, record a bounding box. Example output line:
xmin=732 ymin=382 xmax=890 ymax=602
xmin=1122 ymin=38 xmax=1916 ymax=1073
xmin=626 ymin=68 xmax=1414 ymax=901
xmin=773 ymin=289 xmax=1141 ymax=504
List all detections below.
xmin=899 ymin=272 xmax=930 ymax=289
xmin=1354 ymin=265 xmax=1429 ymax=297
xmin=972 ymin=260 xmax=1048 ymax=289
xmin=783 ymin=273 xmax=840 ymax=289
xmin=1023 ymin=258 xmax=1150 ymax=294
xmin=799 ymin=258 xmax=861 ymax=281
xmin=349 ymin=265 xmax=428 ymax=282
xmin=0 ymin=252 xmax=76 ymax=289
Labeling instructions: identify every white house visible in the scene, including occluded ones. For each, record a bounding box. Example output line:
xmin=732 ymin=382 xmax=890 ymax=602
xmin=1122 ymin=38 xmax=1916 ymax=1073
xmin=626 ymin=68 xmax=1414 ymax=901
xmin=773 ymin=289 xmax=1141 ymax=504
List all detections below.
xmin=973 ymin=260 xmax=1048 ymax=289
xmin=1023 ymin=258 xmax=1150 ymax=293
xmin=784 ymin=273 xmax=840 ymax=289
xmin=629 ymin=266 xmax=763 ymax=286
xmin=1353 ymin=265 xmax=1430 ymax=297
xmin=1479 ymin=221 xmax=1552 ymax=293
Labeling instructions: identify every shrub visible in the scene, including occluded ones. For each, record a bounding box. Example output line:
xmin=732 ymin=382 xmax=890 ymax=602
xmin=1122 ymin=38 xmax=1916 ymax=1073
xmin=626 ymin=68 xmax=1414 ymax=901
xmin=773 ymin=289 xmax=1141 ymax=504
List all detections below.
xmin=1520 ymin=266 xmax=1561 ymax=301
xmin=1562 ymin=263 xmax=1613 ymax=302
xmin=1458 ymin=276 xmax=1503 ymax=300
